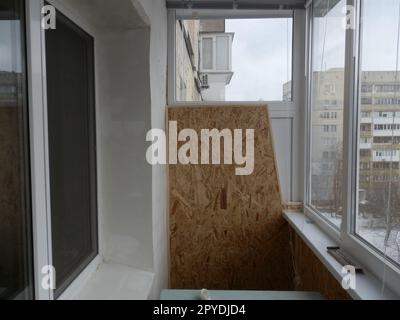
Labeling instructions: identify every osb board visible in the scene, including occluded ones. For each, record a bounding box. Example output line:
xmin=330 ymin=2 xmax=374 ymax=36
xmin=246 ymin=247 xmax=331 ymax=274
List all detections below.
xmin=289 ymin=226 xmax=352 ymax=300
xmin=283 ymin=202 xmax=304 ymax=212
xmin=168 ymin=105 xmax=294 ymax=290
xmin=0 ymin=107 xmax=25 ymax=289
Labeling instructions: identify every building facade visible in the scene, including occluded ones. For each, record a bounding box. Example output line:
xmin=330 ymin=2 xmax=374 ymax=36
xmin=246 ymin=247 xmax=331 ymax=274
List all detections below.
xmin=290 ymin=69 xmax=400 ymax=217
xmin=310 ymin=68 xmax=344 ymax=213
xmin=175 ymin=19 xmax=234 ymax=101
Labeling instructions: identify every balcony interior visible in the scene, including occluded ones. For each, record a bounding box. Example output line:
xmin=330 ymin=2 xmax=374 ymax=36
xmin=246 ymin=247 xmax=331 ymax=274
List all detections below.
xmin=1 ymin=0 xmax=400 ymax=301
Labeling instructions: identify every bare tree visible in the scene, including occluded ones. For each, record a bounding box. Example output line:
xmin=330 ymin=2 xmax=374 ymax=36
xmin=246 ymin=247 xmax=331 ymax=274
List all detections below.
xmin=331 ymin=142 xmax=343 ymax=219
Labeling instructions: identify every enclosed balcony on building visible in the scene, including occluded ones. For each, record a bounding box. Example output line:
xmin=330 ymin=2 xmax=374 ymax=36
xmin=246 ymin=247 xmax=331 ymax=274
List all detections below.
xmin=1 ymin=0 xmax=400 ymax=302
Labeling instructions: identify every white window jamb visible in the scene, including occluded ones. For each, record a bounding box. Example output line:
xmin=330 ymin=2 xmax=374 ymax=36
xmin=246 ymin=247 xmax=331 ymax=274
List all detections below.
xmin=26 ymin=0 xmax=53 ymax=300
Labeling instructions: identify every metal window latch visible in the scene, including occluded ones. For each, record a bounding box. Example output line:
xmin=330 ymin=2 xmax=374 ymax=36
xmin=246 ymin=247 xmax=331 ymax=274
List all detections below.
xmin=327 ymin=246 xmax=363 ymax=273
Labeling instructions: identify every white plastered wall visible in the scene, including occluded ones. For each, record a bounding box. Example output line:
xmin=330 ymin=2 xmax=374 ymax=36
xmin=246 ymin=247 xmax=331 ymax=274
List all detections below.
xmin=42 ymin=0 xmax=169 ymax=299
xmin=135 ymin=0 xmax=169 ymax=300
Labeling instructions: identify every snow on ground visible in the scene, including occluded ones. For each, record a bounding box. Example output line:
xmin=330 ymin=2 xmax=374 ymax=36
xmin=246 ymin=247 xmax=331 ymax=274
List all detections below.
xmin=320 ymin=212 xmax=400 ymax=264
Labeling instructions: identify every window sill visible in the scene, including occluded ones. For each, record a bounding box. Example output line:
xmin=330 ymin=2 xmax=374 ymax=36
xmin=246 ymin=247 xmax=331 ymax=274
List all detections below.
xmin=58 ymin=258 xmax=154 ymax=300
xmin=283 ymin=211 xmax=399 ymax=300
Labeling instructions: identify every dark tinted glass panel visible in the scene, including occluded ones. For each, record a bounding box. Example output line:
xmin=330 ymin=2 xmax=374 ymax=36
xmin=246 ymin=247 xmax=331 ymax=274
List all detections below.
xmin=45 ymin=10 xmax=97 ymax=297
xmin=0 ymin=0 xmax=33 ymax=300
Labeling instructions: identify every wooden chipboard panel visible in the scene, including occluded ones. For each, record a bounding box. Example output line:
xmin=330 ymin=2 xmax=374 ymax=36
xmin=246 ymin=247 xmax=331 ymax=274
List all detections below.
xmin=168 ymin=105 xmax=294 ymax=290
xmin=0 ymin=107 xmax=25 ymax=289
xmin=289 ymin=227 xmax=352 ymax=300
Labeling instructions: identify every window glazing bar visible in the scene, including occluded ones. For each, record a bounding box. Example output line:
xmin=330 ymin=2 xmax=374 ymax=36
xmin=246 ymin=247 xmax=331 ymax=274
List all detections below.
xmin=167 ymin=1 xmax=305 ymax=10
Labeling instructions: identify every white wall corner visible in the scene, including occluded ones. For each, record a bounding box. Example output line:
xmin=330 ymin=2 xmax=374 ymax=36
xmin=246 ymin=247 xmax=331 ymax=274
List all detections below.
xmin=136 ymin=0 xmax=169 ymax=299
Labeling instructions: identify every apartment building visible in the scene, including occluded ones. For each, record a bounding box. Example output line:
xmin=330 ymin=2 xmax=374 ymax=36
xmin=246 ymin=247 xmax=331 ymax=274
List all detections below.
xmin=175 ymin=20 xmax=202 ymax=101
xmin=288 ymin=70 xmax=400 ymax=220
xmin=309 ymin=69 xmax=345 ymax=212
xmin=359 ymin=72 xmax=400 ymax=188
xmin=175 ymin=19 xmax=234 ymax=101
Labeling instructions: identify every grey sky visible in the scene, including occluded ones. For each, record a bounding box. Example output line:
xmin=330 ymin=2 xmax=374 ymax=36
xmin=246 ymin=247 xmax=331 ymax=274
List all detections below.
xmin=225 ymin=18 xmax=292 ymax=101
xmin=313 ymin=0 xmax=400 ymax=72
xmin=0 ymin=21 xmax=22 ymax=73
xmin=224 ymin=0 xmax=400 ymax=101
xmin=361 ymin=0 xmax=400 ymax=71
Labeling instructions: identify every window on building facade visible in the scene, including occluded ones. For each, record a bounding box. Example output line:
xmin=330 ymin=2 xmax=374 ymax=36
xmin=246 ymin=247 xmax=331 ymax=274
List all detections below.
xmin=361 ymin=97 xmax=372 ymax=105
xmin=174 ymin=15 xmax=293 ymax=102
xmin=201 ymin=37 xmax=214 ymax=70
xmin=215 ymin=35 xmax=230 ymax=71
xmin=307 ymin=0 xmax=346 ymax=228
xmin=376 ymin=84 xmax=400 ymax=93
xmin=361 ymin=84 xmax=373 ymax=92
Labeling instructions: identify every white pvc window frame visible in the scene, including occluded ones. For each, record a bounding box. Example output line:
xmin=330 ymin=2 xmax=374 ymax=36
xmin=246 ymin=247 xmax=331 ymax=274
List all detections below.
xmin=304 ymin=0 xmax=400 ymax=297
xmin=167 ymin=8 xmax=301 ymax=108
xmin=26 ymin=0 xmax=53 ymax=300
xmin=25 ymin=0 xmax=101 ymax=300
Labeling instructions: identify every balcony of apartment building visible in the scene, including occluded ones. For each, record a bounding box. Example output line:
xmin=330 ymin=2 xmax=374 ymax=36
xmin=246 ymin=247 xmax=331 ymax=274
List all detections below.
xmin=360 ymin=138 xmax=372 ymax=150
xmin=373 ymin=124 xmax=400 ymax=138
xmin=2 ymin=0 xmax=400 ymax=304
xmin=373 ymin=150 xmax=400 ymax=163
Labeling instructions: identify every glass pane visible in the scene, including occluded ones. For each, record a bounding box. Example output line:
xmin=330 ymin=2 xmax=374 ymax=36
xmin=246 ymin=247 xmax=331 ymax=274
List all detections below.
xmin=309 ymin=0 xmax=346 ymax=228
xmin=226 ymin=18 xmax=292 ymax=101
xmin=202 ymin=37 xmax=213 ymax=70
xmin=356 ymin=0 xmax=400 ymax=264
xmin=45 ymin=10 xmax=98 ymax=297
xmin=175 ymin=16 xmax=293 ymax=102
xmin=216 ymin=35 xmax=229 ymax=70
xmin=0 ymin=0 xmax=33 ymax=299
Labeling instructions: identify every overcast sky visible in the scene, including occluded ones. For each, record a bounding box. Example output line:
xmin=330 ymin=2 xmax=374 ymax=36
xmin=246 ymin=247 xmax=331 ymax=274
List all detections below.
xmin=313 ymin=0 xmax=400 ymax=72
xmin=361 ymin=0 xmax=400 ymax=71
xmin=0 ymin=21 xmax=22 ymax=73
xmin=225 ymin=18 xmax=292 ymax=101
xmin=224 ymin=0 xmax=400 ymax=101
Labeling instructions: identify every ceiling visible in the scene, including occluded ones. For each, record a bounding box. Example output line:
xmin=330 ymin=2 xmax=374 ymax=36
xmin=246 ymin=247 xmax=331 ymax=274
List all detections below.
xmin=57 ymin=0 xmax=148 ymax=31
xmin=166 ymin=0 xmax=307 ymax=10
